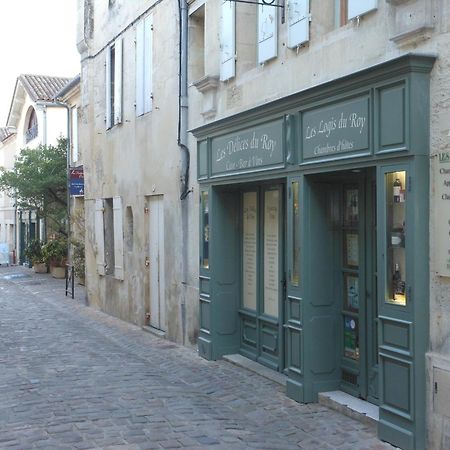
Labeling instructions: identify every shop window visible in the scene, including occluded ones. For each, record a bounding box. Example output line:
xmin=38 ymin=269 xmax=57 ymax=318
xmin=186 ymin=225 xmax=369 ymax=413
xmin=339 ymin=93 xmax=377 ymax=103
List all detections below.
xmin=25 ymin=107 xmax=38 ymax=143
xmin=291 ymin=180 xmax=300 ymax=286
xmin=136 ymin=15 xmax=153 ymax=116
xmin=385 ymin=171 xmax=406 ymax=306
xmin=201 ymin=191 xmax=209 ymax=269
xmin=106 ymin=38 xmax=123 ymax=128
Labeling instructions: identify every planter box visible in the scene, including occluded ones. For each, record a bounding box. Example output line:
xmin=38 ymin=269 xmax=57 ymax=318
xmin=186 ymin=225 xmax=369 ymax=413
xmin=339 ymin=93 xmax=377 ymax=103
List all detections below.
xmin=33 ymin=262 xmax=47 ymax=273
xmin=51 ymin=266 xmax=66 ymax=279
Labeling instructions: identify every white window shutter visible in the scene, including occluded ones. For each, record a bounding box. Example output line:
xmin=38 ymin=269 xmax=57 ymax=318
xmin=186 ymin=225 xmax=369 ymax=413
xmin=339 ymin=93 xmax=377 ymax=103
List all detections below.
xmin=258 ymin=3 xmax=278 ymax=64
xmin=114 ymin=37 xmax=123 ymax=125
xmin=144 ymin=15 xmax=153 ymax=113
xmin=348 ymin=0 xmax=377 ymax=20
xmin=105 ymin=47 xmax=112 ymax=129
xmin=113 ymin=196 xmax=124 ymax=280
xmin=220 ymin=0 xmax=235 ymax=81
xmin=287 ymin=0 xmax=310 ymax=48
xmin=136 ymin=20 xmax=144 ymax=117
xmin=95 ymin=199 xmax=105 ymax=276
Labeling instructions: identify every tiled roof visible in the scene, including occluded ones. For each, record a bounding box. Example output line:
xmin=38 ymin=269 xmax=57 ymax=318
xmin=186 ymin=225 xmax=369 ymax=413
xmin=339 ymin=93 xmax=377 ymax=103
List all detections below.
xmin=19 ymin=74 xmax=72 ymax=102
xmin=0 ymin=127 xmax=15 ymax=143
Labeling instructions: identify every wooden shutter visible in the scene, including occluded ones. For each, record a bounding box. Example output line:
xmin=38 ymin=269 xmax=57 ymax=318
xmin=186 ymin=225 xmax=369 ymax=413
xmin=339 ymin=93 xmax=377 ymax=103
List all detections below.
xmin=113 ymin=196 xmax=124 ymax=280
xmin=95 ymin=199 xmax=105 ymax=275
xmin=114 ymin=38 xmax=123 ymax=125
xmin=258 ymin=3 xmax=278 ymax=64
xmin=348 ymin=0 xmax=377 ymax=20
xmin=287 ymin=0 xmax=310 ymax=48
xmin=105 ymin=47 xmax=112 ymax=129
xmin=220 ymin=0 xmax=235 ymax=81
xmin=136 ymin=20 xmax=144 ymax=117
xmin=144 ymin=15 xmax=153 ymax=113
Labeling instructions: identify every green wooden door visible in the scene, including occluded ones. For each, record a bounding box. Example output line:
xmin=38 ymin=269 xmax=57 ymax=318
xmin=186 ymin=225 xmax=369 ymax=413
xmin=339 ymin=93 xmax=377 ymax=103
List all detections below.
xmin=377 ymin=163 xmax=427 ymax=450
xmin=239 ymin=184 xmax=285 ymax=372
xmin=339 ymin=173 xmax=378 ymax=403
xmin=297 ymin=169 xmax=379 ymax=404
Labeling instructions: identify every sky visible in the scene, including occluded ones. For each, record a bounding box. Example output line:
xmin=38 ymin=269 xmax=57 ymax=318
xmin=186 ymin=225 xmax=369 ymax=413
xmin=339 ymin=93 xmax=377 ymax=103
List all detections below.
xmin=0 ymin=0 xmax=80 ymax=126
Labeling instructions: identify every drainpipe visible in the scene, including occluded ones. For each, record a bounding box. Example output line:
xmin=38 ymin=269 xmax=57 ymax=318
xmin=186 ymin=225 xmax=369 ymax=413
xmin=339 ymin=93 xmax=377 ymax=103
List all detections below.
xmin=178 ymin=0 xmax=190 ymax=345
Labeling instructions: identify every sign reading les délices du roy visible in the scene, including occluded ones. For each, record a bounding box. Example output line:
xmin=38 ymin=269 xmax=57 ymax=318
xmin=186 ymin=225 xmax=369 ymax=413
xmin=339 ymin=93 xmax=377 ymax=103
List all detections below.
xmin=211 ymin=120 xmax=284 ymax=176
xmin=302 ymin=96 xmax=370 ymax=160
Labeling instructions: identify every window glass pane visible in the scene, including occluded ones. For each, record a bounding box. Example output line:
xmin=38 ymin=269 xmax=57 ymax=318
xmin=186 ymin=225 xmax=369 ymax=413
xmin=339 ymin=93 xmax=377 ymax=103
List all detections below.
xmin=344 ymin=315 xmax=359 ymax=360
xmin=385 ymin=171 xmax=406 ymax=306
xmin=201 ymin=191 xmax=209 ymax=269
xmin=264 ymin=189 xmax=279 ymax=317
xmin=291 ymin=181 xmax=300 ymax=286
xmin=242 ymin=192 xmax=257 ymax=310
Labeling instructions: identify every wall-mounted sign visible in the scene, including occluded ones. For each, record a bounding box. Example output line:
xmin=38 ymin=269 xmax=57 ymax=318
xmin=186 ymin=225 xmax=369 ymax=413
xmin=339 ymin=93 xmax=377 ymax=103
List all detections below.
xmin=302 ymin=96 xmax=370 ymax=161
xmin=211 ymin=120 xmax=284 ymax=176
xmin=435 ymin=152 xmax=450 ymax=277
xmin=69 ymin=166 xmax=84 ymax=197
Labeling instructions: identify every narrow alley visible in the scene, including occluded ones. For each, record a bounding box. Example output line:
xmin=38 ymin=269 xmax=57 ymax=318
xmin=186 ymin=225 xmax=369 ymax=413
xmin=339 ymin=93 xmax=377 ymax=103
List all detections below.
xmin=0 ymin=266 xmax=391 ymax=450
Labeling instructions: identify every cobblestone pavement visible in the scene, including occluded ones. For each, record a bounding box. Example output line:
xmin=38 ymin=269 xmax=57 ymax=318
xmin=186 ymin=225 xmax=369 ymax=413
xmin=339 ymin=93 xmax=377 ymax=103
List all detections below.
xmin=0 ymin=266 xmax=393 ymax=450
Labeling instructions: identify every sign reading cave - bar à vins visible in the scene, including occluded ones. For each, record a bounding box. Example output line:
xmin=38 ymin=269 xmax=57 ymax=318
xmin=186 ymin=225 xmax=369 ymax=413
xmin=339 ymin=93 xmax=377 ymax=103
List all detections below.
xmin=302 ymin=96 xmax=370 ymax=161
xmin=211 ymin=120 xmax=284 ymax=176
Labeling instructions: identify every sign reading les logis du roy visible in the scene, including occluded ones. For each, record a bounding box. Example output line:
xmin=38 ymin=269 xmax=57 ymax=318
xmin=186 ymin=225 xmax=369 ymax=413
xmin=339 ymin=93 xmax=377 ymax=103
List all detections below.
xmin=302 ymin=96 xmax=370 ymax=160
xmin=69 ymin=166 xmax=84 ymax=196
xmin=211 ymin=120 xmax=284 ymax=176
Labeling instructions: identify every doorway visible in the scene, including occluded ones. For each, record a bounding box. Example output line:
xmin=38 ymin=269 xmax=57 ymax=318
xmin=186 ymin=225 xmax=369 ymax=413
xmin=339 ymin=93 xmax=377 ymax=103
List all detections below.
xmin=308 ymin=168 xmax=378 ymax=404
xmin=239 ymin=184 xmax=285 ymax=372
xmin=146 ymin=195 xmax=166 ymax=331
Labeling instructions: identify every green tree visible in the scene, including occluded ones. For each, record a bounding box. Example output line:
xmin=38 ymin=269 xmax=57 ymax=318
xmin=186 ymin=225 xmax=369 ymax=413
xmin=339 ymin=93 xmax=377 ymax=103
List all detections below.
xmin=0 ymin=138 xmax=67 ymax=236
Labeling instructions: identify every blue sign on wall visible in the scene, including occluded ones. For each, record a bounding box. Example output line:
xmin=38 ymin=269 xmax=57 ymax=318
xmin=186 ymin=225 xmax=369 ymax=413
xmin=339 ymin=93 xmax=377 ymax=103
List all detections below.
xmin=69 ymin=166 xmax=84 ymax=196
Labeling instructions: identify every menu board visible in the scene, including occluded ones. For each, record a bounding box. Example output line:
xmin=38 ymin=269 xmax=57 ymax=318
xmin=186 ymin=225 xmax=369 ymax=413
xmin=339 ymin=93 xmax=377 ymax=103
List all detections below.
xmin=264 ymin=190 xmax=279 ymax=317
xmin=435 ymin=152 xmax=450 ymax=277
xmin=243 ymin=192 xmax=258 ymax=309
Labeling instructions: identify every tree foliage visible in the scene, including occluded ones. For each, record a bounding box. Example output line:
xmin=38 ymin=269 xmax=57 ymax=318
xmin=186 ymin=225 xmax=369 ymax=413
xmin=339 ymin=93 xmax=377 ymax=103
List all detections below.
xmin=0 ymin=138 xmax=67 ymax=235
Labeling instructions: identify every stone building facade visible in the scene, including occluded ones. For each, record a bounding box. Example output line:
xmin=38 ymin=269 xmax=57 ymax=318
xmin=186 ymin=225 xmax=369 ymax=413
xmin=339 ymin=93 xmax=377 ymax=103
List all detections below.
xmin=188 ymin=1 xmax=450 ymax=449
xmin=77 ymin=0 xmax=450 ymax=448
xmin=76 ymin=0 xmax=199 ymax=345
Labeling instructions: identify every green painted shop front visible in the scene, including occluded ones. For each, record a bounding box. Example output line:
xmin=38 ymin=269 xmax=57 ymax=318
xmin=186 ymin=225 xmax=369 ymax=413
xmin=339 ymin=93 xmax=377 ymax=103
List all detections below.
xmin=193 ymin=54 xmax=435 ymax=450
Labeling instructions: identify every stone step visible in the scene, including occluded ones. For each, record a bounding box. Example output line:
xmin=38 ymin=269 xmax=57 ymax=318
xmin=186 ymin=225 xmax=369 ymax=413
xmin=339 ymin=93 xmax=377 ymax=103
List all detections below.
xmin=318 ymin=390 xmax=379 ymax=430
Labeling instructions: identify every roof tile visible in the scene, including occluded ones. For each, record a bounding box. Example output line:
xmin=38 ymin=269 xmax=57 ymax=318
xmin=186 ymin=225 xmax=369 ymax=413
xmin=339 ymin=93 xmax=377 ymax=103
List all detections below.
xmin=19 ymin=74 xmax=72 ymax=102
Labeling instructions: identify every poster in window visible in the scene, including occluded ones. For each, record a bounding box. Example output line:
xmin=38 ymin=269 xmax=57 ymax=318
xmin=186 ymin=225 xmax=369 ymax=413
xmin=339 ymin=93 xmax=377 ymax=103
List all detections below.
xmin=344 ymin=316 xmax=359 ymax=360
xmin=344 ymin=231 xmax=359 ymax=269
xmin=344 ymin=273 xmax=359 ymax=311
xmin=344 ymin=187 xmax=359 ymax=226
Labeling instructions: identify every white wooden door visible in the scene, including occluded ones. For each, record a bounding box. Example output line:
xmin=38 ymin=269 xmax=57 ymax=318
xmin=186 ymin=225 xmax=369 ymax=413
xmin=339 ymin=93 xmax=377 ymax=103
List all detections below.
xmin=148 ymin=196 xmax=166 ymax=331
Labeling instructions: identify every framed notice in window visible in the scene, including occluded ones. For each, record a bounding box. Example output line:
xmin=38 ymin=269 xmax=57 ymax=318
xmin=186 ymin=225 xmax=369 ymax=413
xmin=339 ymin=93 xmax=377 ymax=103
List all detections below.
xmin=344 ymin=231 xmax=359 ymax=269
xmin=344 ymin=273 xmax=359 ymax=311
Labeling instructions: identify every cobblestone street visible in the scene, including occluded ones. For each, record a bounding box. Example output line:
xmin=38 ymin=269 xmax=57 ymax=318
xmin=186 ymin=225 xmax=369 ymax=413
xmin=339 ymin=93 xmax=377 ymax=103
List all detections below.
xmin=0 ymin=266 xmax=393 ymax=450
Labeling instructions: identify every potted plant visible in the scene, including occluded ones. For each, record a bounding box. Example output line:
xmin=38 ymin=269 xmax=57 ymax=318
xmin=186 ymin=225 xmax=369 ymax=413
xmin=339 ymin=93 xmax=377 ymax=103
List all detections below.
xmin=24 ymin=239 xmax=47 ymax=273
xmin=42 ymin=237 xmax=68 ymax=279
